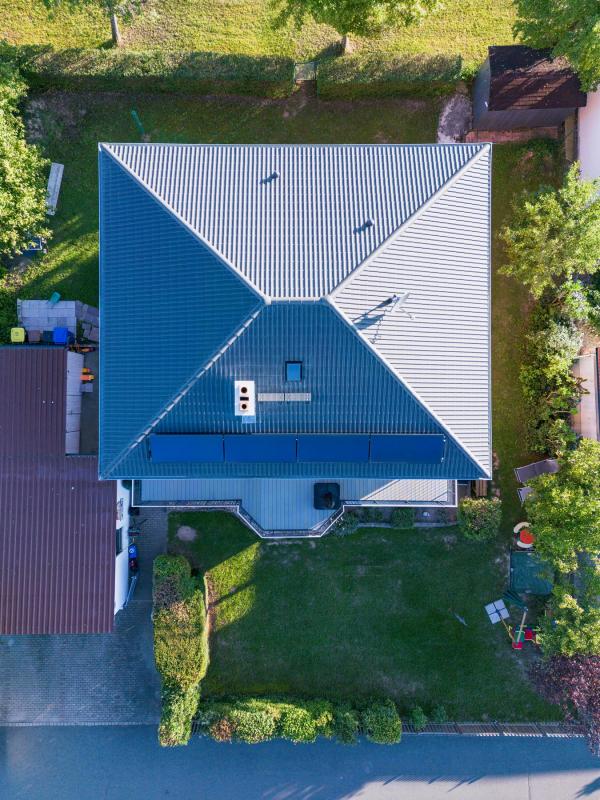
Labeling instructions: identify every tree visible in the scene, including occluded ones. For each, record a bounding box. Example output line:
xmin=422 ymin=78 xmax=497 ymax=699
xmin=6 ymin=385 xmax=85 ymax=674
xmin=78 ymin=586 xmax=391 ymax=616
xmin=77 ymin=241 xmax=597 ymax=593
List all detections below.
xmin=531 ymin=656 xmax=600 ymax=755
xmin=539 ymin=587 xmax=600 ymax=657
xmin=273 ymin=0 xmax=441 ymax=51
xmin=526 ymin=439 xmax=600 ymax=571
xmin=514 ymin=0 xmax=600 ymax=91
xmin=43 ymin=0 xmax=142 ymax=47
xmin=499 ymin=164 xmax=600 ymax=299
xmin=0 ymin=61 xmax=49 ymax=256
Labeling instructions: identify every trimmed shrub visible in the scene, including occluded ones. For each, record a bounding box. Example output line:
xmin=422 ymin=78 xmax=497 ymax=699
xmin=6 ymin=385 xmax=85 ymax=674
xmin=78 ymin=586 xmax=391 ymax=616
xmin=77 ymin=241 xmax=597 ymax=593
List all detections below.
xmin=279 ymin=703 xmax=320 ymax=743
xmin=333 ymin=703 xmax=360 ymax=744
xmin=227 ymin=699 xmax=279 ymax=743
xmin=361 ymin=699 xmax=402 ymax=744
xmin=430 ymin=705 xmax=449 ymax=723
xmin=390 ymin=507 xmax=415 ymax=529
xmin=153 ymin=555 xmax=209 ymax=690
xmin=317 ymin=53 xmax=462 ymax=99
xmin=12 ymin=46 xmax=295 ymax=99
xmin=158 ymin=684 xmax=200 ymax=747
xmin=458 ymin=497 xmax=502 ymax=542
xmin=409 ymin=705 xmax=428 ymax=731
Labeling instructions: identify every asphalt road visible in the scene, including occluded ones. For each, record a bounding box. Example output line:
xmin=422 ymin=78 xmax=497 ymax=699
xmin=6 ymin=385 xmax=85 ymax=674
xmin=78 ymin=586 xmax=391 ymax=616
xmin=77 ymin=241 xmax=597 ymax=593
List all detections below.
xmin=1 ymin=727 xmax=599 ymax=800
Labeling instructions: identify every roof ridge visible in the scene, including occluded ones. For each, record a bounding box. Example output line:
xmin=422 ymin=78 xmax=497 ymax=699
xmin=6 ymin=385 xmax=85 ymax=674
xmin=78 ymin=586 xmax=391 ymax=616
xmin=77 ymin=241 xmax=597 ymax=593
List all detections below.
xmin=326 ymin=298 xmax=490 ymax=478
xmin=329 ymin=144 xmax=491 ymax=301
xmin=99 ymin=144 xmax=268 ymax=304
xmin=102 ymin=305 xmax=264 ymax=477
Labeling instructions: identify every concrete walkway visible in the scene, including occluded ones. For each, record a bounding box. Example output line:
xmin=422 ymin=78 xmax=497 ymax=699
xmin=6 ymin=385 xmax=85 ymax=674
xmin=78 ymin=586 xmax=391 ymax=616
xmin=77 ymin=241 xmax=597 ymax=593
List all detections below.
xmin=0 ymin=728 xmax=599 ymax=799
xmin=0 ymin=509 xmax=167 ymax=725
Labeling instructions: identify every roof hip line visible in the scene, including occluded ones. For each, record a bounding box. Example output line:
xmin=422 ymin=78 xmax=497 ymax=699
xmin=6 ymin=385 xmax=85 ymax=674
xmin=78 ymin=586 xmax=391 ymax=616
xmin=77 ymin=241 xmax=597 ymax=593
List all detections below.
xmin=329 ymin=144 xmax=491 ymax=299
xmin=98 ymin=144 xmax=269 ymax=304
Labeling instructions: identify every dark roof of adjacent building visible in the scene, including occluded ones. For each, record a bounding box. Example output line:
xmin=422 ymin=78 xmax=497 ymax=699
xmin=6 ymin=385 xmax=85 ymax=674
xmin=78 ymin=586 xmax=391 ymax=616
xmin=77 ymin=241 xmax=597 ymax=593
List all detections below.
xmin=488 ymin=45 xmax=587 ymax=111
xmin=0 ymin=347 xmax=115 ymax=634
xmin=99 ymin=144 xmax=493 ymax=482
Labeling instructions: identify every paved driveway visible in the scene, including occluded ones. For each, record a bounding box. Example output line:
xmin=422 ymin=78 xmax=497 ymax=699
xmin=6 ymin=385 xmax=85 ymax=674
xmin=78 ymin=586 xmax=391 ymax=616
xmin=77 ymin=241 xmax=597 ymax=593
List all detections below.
xmin=0 ymin=511 xmax=166 ymax=726
xmin=0 ymin=728 xmax=599 ymax=800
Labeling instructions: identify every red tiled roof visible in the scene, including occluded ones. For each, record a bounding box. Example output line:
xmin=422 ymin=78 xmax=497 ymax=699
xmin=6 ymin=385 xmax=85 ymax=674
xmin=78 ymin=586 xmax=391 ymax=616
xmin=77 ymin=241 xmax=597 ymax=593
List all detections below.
xmin=0 ymin=348 xmax=115 ymax=634
xmin=488 ymin=46 xmax=587 ymax=111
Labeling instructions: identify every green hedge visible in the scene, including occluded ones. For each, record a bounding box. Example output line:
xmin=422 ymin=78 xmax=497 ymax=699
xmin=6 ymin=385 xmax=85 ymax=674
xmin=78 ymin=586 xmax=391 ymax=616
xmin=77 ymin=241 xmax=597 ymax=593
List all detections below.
xmin=153 ymin=555 xmax=209 ymax=746
xmin=10 ymin=46 xmax=295 ymax=98
xmin=317 ymin=53 xmax=462 ymax=99
xmin=458 ymin=497 xmax=502 ymax=542
xmin=196 ymin=696 xmax=402 ymax=745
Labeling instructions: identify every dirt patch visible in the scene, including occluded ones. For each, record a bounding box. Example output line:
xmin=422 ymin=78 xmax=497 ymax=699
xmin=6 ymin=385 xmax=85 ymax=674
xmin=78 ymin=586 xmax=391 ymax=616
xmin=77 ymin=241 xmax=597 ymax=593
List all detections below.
xmin=437 ymin=93 xmax=472 ymax=143
xmin=176 ymin=525 xmax=198 ymax=542
xmin=25 ymin=92 xmax=88 ymax=145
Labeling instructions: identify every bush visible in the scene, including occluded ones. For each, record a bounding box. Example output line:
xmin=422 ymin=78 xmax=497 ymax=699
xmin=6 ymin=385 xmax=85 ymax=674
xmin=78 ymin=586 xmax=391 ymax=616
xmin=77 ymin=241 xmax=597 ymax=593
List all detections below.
xmin=409 ymin=705 xmax=428 ymax=731
xmin=361 ymin=699 xmax=402 ymax=744
xmin=458 ymin=497 xmax=502 ymax=542
xmin=228 ymin=699 xmax=278 ymax=743
xmin=361 ymin=506 xmax=384 ymax=523
xmin=332 ymin=512 xmax=360 ymax=536
xmin=520 ymin=313 xmax=583 ymax=456
xmin=317 ymin=53 xmax=462 ymax=99
xmin=158 ymin=684 xmax=200 ymax=747
xmin=153 ymin=555 xmax=209 ymax=691
xmin=279 ymin=703 xmax=320 ymax=743
xmin=11 ymin=46 xmax=295 ymax=99
xmin=333 ymin=703 xmax=360 ymax=744
xmin=390 ymin=508 xmax=415 ymax=529
xmin=430 ymin=705 xmax=448 ymax=723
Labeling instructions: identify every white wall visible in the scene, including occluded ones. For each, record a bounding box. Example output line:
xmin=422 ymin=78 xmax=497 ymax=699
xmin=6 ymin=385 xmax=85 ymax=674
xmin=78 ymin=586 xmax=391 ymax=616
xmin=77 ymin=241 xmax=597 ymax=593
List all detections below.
xmin=579 ymin=91 xmax=600 ymax=179
xmin=114 ymin=481 xmax=131 ymax=613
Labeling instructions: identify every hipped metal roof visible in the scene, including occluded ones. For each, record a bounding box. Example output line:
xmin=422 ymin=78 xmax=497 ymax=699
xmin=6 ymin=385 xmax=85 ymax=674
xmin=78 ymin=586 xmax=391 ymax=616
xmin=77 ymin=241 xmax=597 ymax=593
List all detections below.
xmin=99 ymin=143 xmax=492 ymax=481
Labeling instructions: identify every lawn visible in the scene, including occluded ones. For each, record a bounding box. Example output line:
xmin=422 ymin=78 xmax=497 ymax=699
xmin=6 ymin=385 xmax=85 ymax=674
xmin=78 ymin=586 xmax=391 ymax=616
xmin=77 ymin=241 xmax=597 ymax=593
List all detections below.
xmin=2 ymin=0 xmax=516 ymax=65
xmin=169 ymin=511 xmax=558 ymax=720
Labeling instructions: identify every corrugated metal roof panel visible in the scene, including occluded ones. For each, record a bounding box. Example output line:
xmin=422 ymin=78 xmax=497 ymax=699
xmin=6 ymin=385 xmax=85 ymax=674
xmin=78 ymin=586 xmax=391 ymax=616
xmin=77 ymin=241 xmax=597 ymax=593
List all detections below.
xmin=0 ymin=348 xmax=116 ymax=634
xmin=99 ymin=148 xmax=263 ymax=477
xmin=103 ymin=143 xmax=483 ymax=300
xmin=333 ymin=146 xmax=491 ymax=475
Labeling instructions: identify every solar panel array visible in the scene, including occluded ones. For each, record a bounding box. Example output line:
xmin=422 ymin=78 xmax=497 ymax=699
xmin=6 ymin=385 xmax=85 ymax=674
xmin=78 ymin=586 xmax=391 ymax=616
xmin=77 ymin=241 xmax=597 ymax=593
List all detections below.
xmin=149 ymin=434 xmax=446 ymax=464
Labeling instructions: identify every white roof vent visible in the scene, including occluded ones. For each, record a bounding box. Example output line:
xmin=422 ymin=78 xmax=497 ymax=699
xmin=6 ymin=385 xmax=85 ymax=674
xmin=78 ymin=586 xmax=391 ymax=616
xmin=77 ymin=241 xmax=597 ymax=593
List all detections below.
xmin=234 ymin=380 xmax=256 ymax=416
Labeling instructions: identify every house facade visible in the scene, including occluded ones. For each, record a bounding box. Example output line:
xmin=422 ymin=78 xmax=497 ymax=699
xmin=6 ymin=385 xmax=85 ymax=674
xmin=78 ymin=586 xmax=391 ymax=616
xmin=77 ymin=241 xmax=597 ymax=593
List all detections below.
xmin=99 ymin=143 xmax=492 ymax=536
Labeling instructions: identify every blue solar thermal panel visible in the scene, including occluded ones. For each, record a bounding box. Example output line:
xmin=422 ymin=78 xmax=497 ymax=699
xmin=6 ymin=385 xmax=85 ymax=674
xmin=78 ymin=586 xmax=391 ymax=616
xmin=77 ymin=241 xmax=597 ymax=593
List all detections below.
xmin=297 ymin=435 xmax=370 ymax=462
xmin=224 ymin=435 xmax=297 ymax=462
xmin=370 ymin=435 xmax=445 ymax=464
xmin=149 ymin=434 xmax=224 ymax=462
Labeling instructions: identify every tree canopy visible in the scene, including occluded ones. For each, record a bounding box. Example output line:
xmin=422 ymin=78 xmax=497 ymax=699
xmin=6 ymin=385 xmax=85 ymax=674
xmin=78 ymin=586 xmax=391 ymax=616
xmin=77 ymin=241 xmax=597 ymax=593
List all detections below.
xmin=514 ymin=0 xmax=600 ymax=91
xmin=0 ymin=60 xmax=49 ymax=257
xmin=500 ymin=163 xmax=600 ymax=300
xmin=273 ymin=0 xmax=441 ymax=38
xmin=540 ymin=587 xmax=600 ymax=657
xmin=526 ymin=439 xmax=600 ymax=571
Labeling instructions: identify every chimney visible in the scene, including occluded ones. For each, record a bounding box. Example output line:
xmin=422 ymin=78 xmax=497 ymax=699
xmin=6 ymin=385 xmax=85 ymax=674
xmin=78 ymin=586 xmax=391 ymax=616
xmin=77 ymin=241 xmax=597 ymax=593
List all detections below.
xmin=234 ymin=380 xmax=256 ymax=416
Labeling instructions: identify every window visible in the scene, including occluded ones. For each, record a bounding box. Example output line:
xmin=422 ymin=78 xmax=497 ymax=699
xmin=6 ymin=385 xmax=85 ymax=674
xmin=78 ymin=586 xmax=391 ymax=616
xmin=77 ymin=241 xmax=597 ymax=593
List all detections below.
xmin=116 ymin=527 xmax=123 ymax=556
xmin=286 ymin=361 xmax=302 ymax=382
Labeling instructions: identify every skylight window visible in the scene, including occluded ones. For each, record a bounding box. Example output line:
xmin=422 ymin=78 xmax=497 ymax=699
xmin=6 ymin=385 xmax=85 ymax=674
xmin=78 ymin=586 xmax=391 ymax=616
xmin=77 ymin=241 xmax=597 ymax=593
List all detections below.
xmin=286 ymin=361 xmax=302 ymax=382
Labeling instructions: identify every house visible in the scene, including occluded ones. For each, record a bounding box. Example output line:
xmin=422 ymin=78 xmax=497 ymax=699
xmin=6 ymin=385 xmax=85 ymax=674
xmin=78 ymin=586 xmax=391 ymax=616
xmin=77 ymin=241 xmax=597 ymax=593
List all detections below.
xmin=578 ymin=89 xmax=600 ymax=180
xmin=472 ymin=46 xmax=586 ymax=134
xmin=98 ymin=143 xmax=492 ymax=536
xmin=0 ymin=347 xmax=130 ymax=633
xmin=572 ymin=348 xmax=600 ymax=442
